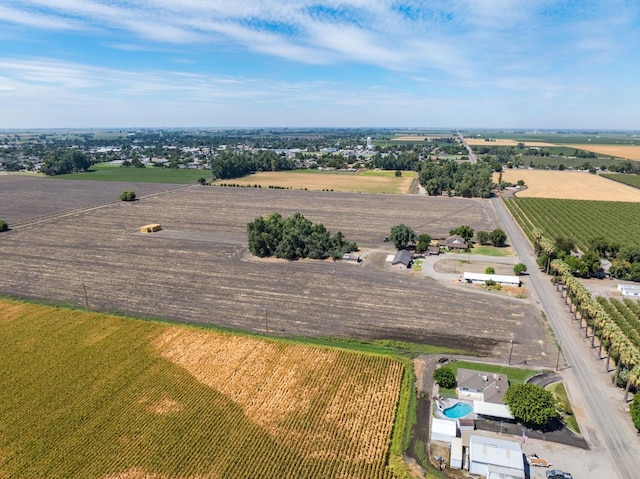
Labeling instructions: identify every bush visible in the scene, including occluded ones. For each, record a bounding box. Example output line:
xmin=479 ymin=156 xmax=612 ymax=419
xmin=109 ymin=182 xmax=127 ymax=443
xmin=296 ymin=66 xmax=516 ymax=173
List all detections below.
xmin=514 ymin=263 xmax=527 ymax=275
xmin=631 ymin=393 xmax=640 ymax=431
xmin=485 ymin=267 xmax=495 ymax=275
xmin=119 ymin=191 xmax=136 ymax=201
xmin=0 ymin=219 xmax=8 ymax=232
xmin=433 ymin=367 xmax=456 ymax=389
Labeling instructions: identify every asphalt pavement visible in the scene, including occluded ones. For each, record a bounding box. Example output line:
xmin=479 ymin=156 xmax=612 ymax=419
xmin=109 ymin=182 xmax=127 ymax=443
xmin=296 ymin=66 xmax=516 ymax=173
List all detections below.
xmin=491 ymin=197 xmax=638 ymax=479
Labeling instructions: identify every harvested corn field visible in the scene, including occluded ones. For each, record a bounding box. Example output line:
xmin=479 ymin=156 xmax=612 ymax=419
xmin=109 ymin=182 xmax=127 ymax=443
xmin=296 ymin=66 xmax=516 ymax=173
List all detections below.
xmin=0 ymin=299 xmax=405 ymax=479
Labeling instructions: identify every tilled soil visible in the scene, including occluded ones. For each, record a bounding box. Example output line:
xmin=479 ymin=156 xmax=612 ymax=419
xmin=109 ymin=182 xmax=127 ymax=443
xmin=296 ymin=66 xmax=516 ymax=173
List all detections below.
xmin=0 ymin=181 xmax=554 ymax=362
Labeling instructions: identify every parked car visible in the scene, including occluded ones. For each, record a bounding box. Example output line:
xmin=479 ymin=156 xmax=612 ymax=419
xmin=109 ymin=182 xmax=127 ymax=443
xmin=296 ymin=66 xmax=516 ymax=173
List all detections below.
xmin=546 ymin=470 xmax=572 ymax=479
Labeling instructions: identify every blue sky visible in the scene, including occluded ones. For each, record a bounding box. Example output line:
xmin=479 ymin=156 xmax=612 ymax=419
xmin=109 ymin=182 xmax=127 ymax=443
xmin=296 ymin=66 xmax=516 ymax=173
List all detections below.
xmin=1 ymin=0 xmax=639 ymax=129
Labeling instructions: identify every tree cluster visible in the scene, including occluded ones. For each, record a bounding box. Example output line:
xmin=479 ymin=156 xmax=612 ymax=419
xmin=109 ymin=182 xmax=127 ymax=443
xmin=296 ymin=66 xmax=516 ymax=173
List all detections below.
xmin=419 ymin=160 xmax=493 ymax=198
xmin=504 ymin=383 xmax=558 ymax=429
xmin=247 ymin=212 xmax=357 ymax=261
xmin=41 ymin=150 xmax=91 ymax=176
xmin=210 ymin=150 xmax=294 ymax=180
xmin=476 ymin=229 xmax=507 ymax=247
xmin=449 ymin=225 xmax=474 ymax=243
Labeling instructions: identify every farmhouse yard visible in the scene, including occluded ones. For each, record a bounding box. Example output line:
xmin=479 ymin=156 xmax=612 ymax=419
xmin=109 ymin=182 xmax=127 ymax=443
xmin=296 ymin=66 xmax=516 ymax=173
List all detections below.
xmin=497 ymin=169 xmax=640 ymax=201
xmin=0 ymin=177 xmax=555 ymax=364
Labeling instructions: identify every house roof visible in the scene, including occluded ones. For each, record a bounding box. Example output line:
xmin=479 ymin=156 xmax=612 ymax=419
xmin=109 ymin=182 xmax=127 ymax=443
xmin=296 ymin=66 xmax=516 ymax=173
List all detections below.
xmin=469 ymin=434 xmax=524 ymax=471
xmin=392 ymin=249 xmax=413 ymax=266
xmin=463 ymin=272 xmax=521 ymax=285
xmin=445 ymin=234 xmax=468 ymax=248
xmin=457 ymin=369 xmax=508 ymax=404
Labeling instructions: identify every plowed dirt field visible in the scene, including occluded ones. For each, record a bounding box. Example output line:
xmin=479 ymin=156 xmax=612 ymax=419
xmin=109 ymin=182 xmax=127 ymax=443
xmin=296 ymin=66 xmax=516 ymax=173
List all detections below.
xmin=0 ymin=177 xmax=554 ymax=363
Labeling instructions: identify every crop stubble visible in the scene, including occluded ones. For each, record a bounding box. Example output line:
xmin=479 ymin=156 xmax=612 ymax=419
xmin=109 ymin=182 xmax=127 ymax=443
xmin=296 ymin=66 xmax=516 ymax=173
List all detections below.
xmin=0 ymin=179 xmax=553 ymax=363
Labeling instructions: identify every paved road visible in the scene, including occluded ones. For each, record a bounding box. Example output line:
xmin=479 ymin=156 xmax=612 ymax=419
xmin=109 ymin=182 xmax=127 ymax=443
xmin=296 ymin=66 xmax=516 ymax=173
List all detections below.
xmin=457 ymin=131 xmax=477 ymax=164
xmin=492 ymin=197 xmax=638 ymax=479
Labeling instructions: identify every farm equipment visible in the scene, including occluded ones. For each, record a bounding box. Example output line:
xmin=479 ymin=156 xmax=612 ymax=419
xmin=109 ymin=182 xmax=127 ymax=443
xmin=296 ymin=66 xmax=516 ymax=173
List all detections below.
xmin=528 ymin=454 xmax=551 ymax=468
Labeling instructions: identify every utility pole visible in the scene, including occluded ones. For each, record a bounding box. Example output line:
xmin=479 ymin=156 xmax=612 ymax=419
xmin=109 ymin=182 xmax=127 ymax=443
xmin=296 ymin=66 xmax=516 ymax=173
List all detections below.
xmin=82 ymin=283 xmax=89 ymax=308
xmin=264 ymin=305 xmax=268 ymax=334
xmin=508 ymin=336 xmax=514 ymax=365
xmin=556 ymin=340 xmax=562 ymax=371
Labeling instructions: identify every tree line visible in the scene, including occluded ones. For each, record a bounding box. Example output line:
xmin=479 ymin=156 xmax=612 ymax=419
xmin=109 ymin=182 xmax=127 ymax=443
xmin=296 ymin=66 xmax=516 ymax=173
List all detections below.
xmin=247 ymin=212 xmax=357 ymax=261
xmin=210 ymin=150 xmax=294 ymax=179
xmin=41 ymin=150 xmax=91 ymax=176
xmin=419 ymin=160 xmax=493 ymax=198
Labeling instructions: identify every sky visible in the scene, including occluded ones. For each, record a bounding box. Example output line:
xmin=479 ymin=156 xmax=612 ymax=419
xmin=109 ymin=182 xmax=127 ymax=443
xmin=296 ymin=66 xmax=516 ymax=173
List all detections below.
xmin=1 ymin=0 xmax=639 ymax=130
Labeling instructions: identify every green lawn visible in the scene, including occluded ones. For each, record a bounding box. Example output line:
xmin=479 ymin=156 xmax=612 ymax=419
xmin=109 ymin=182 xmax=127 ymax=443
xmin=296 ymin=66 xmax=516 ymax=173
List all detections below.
xmin=443 ymin=360 xmax=535 ymax=385
xmin=470 ymin=245 xmax=515 ymax=257
xmin=53 ymin=164 xmax=212 ymax=183
xmin=547 ymin=381 xmax=580 ymax=433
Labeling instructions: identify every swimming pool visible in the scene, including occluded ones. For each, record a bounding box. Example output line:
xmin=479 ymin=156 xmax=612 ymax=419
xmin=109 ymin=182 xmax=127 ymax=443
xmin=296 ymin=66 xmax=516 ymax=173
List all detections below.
xmin=443 ymin=402 xmax=473 ymax=419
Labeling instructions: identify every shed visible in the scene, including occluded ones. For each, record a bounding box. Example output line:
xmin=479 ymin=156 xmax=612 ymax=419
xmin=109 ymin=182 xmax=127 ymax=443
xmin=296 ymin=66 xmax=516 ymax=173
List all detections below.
xmin=140 ymin=223 xmax=162 ymax=233
xmin=618 ymin=284 xmax=640 ymax=297
xmin=427 ymin=245 xmax=441 ymax=255
xmin=342 ymin=253 xmax=361 ymax=263
xmin=391 ymin=249 xmax=413 ymax=270
xmin=468 ymin=434 xmax=524 ymax=479
xmin=473 ymin=400 xmax=514 ymax=419
xmin=431 ymin=418 xmax=457 ymax=444
xmin=450 ymin=437 xmax=463 ymax=469
xmin=463 ymin=272 xmax=520 ymax=286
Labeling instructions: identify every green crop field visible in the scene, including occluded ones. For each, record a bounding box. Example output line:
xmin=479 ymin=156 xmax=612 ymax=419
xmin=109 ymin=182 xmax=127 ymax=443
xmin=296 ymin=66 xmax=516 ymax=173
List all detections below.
xmin=0 ymin=299 xmax=408 ymax=479
xmin=463 ymin=131 xmax=640 ymax=146
xmin=505 ymin=198 xmax=640 ymax=251
xmin=53 ymin=163 xmax=212 ymax=183
xmin=596 ymin=297 xmax=640 ymax=351
xmin=601 ymin=174 xmax=640 ymax=190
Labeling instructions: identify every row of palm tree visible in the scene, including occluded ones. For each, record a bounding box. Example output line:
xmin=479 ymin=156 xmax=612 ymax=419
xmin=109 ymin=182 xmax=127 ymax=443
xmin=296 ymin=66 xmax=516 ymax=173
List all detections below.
xmin=550 ymin=258 xmax=640 ymax=402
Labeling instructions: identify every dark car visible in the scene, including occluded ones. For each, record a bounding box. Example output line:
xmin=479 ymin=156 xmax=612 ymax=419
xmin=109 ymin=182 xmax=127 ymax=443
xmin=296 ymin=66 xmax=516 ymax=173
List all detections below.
xmin=546 ymin=470 xmax=572 ymax=479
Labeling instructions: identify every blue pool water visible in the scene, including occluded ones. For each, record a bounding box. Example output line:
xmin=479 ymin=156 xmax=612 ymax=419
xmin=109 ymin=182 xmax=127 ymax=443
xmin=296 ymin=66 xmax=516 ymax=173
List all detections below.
xmin=443 ymin=402 xmax=473 ymax=419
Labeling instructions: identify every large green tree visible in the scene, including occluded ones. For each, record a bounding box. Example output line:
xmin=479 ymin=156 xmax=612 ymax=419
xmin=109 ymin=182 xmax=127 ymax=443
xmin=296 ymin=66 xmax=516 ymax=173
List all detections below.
xmin=390 ymin=224 xmax=416 ymax=250
xmin=489 ymin=229 xmax=507 ymax=247
xmin=504 ymin=383 xmax=558 ymax=429
xmin=449 ymin=225 xmax=474 ymax=243
xmin=415 ymin=234 xmax=432 ymax=254
xmin=433 ymin=367 xmax=456 ymax=389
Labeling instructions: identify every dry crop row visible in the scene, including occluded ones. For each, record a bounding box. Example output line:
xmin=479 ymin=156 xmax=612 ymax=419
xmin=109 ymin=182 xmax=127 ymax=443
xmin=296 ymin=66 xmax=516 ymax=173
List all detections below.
xmin=0 ymin=299 xmax=404 ymax=478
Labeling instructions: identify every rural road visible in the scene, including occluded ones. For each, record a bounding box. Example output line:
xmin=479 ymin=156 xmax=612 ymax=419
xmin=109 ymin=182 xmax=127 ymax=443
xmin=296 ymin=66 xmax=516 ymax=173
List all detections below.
xmin=457 ymin=131 xmax=477 ymax=164
xmin=492 ymin=197 xmax=638 ymax=479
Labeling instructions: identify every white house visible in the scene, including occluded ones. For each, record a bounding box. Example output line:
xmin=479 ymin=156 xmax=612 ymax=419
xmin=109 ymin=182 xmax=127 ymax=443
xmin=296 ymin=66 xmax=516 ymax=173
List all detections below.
xmin=468 ymin=434 xmax=525 ymax=479
xmin=457 ymin=369 xmax=513 ymax=419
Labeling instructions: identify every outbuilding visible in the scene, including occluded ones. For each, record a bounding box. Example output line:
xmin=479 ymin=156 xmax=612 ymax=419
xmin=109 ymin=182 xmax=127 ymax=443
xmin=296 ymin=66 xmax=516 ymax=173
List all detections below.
xmin=618 ymin=284 xmax=640 ymax=297
xmin=463 ymin=272 xmax=521 ymax=286
xmin=391 ymin=249 xmax=413 ymax=270
xmin=468 ymin=434 xmax=525 ymax=479
xmin=430 ymin=418 xmax=457 ymax=444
